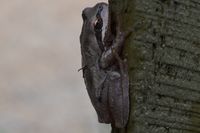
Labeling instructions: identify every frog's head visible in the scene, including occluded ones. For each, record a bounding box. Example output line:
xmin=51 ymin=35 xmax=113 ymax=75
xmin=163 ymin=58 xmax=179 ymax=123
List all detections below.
xmin=81 ymin=3 xmax=108 ymax=50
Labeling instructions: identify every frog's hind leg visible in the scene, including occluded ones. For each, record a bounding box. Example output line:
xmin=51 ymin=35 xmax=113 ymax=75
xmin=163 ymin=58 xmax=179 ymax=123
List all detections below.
xmin=107 ymin=68 xmax=129 ymax=128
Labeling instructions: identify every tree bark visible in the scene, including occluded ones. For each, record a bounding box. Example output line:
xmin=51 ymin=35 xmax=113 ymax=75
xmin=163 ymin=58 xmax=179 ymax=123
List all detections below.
xmin=109 ymin=0 xmax=200 ymax=132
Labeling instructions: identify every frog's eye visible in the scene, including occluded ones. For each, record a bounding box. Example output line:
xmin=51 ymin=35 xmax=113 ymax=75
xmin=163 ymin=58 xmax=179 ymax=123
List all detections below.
xmin=94 ymin=16 xmax=103 ymax=31
xmin=82 ymin=13 xmax=87 ymax=20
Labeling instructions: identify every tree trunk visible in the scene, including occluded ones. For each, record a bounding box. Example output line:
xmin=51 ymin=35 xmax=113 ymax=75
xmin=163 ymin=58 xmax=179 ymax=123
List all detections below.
xmin=109 ymin=0 xmax=200 ymax=132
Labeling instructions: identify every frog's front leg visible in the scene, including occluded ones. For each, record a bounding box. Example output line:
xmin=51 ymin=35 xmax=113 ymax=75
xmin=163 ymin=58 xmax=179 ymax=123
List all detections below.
xmin=100 ymin=30 xmax=127 ymax=68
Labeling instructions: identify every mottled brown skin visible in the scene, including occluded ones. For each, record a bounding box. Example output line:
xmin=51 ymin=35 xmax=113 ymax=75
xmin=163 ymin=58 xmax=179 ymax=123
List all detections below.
xmin=80 ymin=2 xmax=129 ymax=128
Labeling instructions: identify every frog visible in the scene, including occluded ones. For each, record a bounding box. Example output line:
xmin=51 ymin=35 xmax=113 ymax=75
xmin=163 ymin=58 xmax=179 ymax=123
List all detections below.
xmin=79 ymin=2 xmax=129 ymax=128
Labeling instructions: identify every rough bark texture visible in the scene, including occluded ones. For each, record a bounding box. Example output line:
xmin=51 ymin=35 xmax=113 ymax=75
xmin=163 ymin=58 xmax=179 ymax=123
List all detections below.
xmin=110 ymin=0 xmax=200 ymax=132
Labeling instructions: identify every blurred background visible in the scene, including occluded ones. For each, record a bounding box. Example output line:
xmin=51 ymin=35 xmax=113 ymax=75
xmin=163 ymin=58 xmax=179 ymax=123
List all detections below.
xmin=0 ymin=0 xmax=110 ymax=133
